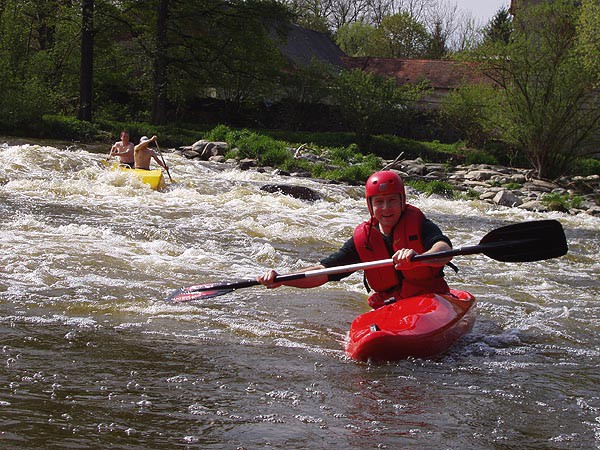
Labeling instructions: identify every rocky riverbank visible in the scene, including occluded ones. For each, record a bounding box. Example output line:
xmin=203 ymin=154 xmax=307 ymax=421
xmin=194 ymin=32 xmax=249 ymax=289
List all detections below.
xmin=177 ymin=140 xmax=600 ymax=217
xmin=391 ymin=158 xmax=600 ymax=216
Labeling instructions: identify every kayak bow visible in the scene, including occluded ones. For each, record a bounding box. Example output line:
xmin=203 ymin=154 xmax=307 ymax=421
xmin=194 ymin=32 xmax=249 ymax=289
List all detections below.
xmin=346 ymin=289 xmax=476 ymax=362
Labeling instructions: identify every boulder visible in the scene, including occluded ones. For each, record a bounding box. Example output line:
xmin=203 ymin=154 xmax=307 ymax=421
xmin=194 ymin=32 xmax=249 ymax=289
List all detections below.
xmin=493 ymin=189 xmax=523 ymax=207
xmin=524 ymin=179 xmax=559 ymax=192
xmin=400 ymin=159 xmax=427 ymax=176
xmin=465 ymin=169 xmax=501 ymax=181
xmin=200 ymin=141 xmax=227 ymax=159
xmin=182 ymin=149 xmax=200 ymax=159
xmin=191 ymin=139 xmax=207 ymax=152
xmin=208 ymin=155 xmax=226 ymax=163
xmin=518 ymin=200 xmax=549 ymax=212
xmin=238 ymin=158 xmax=257 ymax=170
xmin=260 ymin=184 xmax=322 ymax=201
xmin=290 ymin=170 xmax=312 ymax=178
xmin=510 ymin=173 xmax=527 ymax=184
xmin=479 ymin=191 xmax=498 ymax=201
xmin=585 ymin=205 xmax=600 ymax=216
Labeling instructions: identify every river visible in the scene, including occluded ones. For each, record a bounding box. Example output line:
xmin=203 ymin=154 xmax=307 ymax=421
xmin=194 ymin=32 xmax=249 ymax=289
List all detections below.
xmin=1 ymin=142 xmax=599 ymax=449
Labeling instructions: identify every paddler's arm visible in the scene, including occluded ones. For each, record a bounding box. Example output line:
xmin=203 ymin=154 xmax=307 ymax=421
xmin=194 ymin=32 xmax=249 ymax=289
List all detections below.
xmin=151 ymin=151 xmax=168 ymax=170
xmin=110 ymin=145 xmax=131 ymax=157
xmin=256 ymin=265 xmax=329 ymax=289
xmin=257 ymin=237 xmax=359 ymax=289
xmin=134 ymin=135 xmax=157 ymax=153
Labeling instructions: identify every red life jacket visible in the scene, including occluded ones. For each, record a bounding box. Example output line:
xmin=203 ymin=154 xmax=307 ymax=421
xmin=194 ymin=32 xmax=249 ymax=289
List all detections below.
xmin=353 ymin=205 xmax=450 ymax=300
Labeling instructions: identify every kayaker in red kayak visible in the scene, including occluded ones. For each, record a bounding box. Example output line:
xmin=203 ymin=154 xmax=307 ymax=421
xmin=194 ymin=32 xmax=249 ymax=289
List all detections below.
xmin=257 ymin=170 xmax=455 ymax=309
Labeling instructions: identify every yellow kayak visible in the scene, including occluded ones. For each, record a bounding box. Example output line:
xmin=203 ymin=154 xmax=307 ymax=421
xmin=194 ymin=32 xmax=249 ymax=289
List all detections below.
xmin=119 ymin=166 xmax=165 ymax=190
xmin=103 ymin=161 xmax=166 ymax=190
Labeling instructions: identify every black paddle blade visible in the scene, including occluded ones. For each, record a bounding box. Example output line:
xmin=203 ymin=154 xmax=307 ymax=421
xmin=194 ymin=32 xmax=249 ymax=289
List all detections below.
xmin=479 ymin=219 xmax=568 ymax=262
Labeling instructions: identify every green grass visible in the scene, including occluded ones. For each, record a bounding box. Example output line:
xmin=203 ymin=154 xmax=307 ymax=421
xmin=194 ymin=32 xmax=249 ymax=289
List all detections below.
xmin=406 ymin=180 xmax=457 ymax=198
xmin=503 ymin=182 xmax=522 ymax=190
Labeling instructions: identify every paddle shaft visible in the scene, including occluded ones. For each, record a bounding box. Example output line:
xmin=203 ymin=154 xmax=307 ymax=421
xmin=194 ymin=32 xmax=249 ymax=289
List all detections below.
xmin=215 ymin=241 xmax=524 ymax=289
xmin=154 ymin=142 xmax=173 ymax=182
xmin=272 ymin=240 xmax=530 ymax=283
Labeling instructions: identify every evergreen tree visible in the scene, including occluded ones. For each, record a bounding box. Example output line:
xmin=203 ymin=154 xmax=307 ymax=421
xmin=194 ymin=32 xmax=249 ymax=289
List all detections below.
xmin=484 ymin=7 xmax=513 ymax=45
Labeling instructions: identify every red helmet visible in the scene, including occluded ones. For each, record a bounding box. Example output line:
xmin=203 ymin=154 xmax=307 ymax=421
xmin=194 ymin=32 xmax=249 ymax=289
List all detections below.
xmin=365 ymin=171 xmax=406 ymax=215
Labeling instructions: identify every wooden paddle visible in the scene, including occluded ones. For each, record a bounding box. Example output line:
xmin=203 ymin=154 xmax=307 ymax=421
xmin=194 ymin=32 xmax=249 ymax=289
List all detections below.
xmin=166 ymin=219 xmax=568 ymax=303
xmin=107 ymin=144 xmax=115 ymax=161
xmin=154 ymin=142 xmax=173 ymax=182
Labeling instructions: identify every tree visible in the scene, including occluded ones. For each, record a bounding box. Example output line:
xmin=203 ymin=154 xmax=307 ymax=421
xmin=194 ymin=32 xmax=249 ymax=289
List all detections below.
xmin=440 ymin=82 xmax=500 ymax=149
xmin=277 ymin=0 xmax=332 ymax=32
xmin=424 ymin=0 xmax=461 ymax=58
xmin=474 ymin=0 xmax=600 ymax=178
xmin=427 ymin=20 xmax=448 ymax=59
xmin=151 ymin=0 xmax=168 ymax=125
xmin=450 ymin=13 xmax=482 ymax=53
xmin=578 ymin=0 xmax=600 ymax=84
xmin=104 ymin=0 xmax=291 ymax=124
xmin=483 ymin=7 xmax=513 ymax=45
xmin=0 ymin=1 xmax=81 ymax=128
xmin=78 ymin=0 xmax=94 ymax=122
xmin=333 ymin=68 xmax=430 ymax=147
xmin=374 ymin=12 xmax=430 ymax=58
xmin=199 ymin=1 xmax=290 ymax=119
xmin=335 ymin=21 xmax=378 ymax=56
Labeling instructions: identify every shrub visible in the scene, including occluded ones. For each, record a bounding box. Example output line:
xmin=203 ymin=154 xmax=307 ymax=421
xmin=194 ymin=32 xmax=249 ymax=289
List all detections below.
xmin=205 ymin=124 xmax=232 ymax=142
xmin=322 ymin=153 xmax=381 ymax=184
xmin=439 ymin=83 xmax=498 ymax=148
xmin=541 ymin=192 xmax=584 ymax=211
xmin=503 ymin=182 xmax=522 ymax=190
xmin=41 ymin=115 xmax=105 ymax=140
xmin=260 ymin=145 xmax=293 ymax=167
xmin=574 ymin=158 xmax=600 ymax=176
xmin=327 ymin=144 xmax=365 ymax=164
xmin=464 ymin=149 xmax=498 ymax=165
xmin=281 ymin=157 xmax=313 ymax=173
xmin=225 ymin=128 xmax=255 ymax=148
xmin=407 ymin=180 xmax=456 ymax=198
xmin=333 ymin=68 xmax=430 ymax=142
xmin=326 ymin=164 xmax=372 ymax=184
xmin=264 ymin=130 xmax=357 ymax=149
xmin=229 ymin=130 xmax=293 ymax=167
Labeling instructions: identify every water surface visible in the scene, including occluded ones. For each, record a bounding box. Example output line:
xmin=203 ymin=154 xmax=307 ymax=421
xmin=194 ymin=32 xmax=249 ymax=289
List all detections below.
xmin=1 ymin=142 xmax=599 ymax=448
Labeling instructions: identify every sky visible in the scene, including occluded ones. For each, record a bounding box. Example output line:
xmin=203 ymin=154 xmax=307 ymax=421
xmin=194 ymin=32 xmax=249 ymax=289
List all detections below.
xmin=454 ymin=0 xmax=511 ymax=25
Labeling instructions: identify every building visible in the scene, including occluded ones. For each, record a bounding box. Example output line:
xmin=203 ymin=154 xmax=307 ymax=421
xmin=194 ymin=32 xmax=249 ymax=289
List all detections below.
xmin=341 ymin=57 xmax=491 ymax=109
xmin=275 ymin=23 xmax=346 ymax=69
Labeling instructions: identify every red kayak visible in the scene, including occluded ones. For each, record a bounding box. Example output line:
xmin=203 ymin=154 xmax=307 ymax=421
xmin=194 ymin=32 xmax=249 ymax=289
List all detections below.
xmin=346 ymin=289 xmax=476 ymax=362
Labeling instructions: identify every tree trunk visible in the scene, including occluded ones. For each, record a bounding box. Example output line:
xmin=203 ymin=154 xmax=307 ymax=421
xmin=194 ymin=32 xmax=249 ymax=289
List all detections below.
xmin=77 ymin=0 xmax=94 ymax=122
xmin=151 ymin=0 xmax=169 ymax=125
